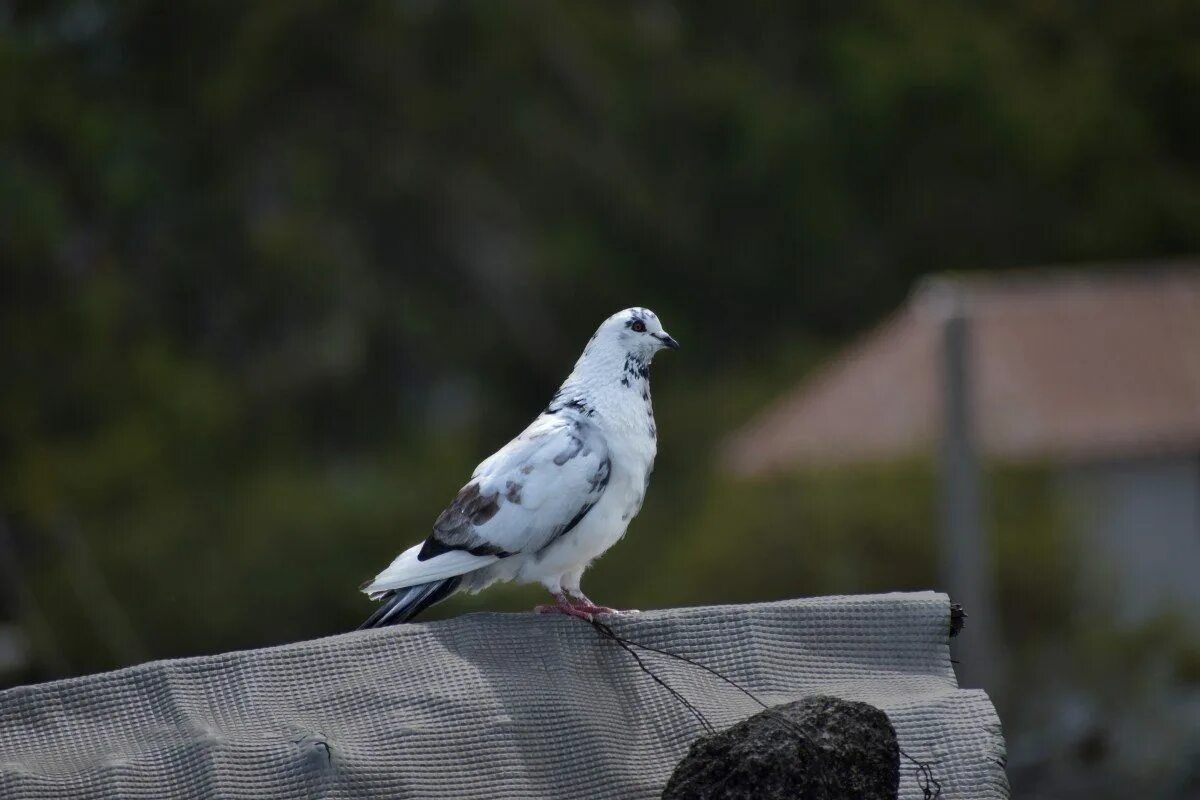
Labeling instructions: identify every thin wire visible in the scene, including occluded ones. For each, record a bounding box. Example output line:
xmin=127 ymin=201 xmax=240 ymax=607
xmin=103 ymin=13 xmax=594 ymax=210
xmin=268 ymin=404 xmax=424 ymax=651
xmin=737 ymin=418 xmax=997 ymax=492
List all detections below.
xmin=591 ymin=619 xmax=769 ymax=711
xmin=900 ymin=748 xmax=943 ymax=799
xmin=588 ymin=619 xmax=715 ymax=735
xmin=586 ymin=615 xmax=942 ymax=799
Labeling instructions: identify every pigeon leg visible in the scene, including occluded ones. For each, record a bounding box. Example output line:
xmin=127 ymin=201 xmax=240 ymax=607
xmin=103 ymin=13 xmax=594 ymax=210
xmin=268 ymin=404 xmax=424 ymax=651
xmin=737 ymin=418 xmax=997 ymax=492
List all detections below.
xmin=535 ymin=592 xmax=595 ymax=621
xmin=564 ymin=589 xmax=633 ymax=617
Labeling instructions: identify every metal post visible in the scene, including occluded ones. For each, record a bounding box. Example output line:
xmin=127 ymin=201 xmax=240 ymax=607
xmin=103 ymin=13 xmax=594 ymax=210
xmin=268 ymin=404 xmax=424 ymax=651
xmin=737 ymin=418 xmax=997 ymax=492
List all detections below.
xmin=939 ymin=302 xmax=1001 ymax=695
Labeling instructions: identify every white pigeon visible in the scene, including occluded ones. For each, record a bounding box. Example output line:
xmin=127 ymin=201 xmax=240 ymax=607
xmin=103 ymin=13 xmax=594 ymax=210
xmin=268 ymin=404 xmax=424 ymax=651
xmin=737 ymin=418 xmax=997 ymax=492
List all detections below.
xmin=358 ymin=307 xmax=678 ymax=627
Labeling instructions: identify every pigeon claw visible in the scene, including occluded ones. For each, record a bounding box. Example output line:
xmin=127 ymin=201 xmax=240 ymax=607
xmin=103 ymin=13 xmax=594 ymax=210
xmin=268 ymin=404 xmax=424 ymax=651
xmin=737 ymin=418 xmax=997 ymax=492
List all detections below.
xmin=571 ymin=603 xmax=619 ymax=616
xmin=564 ymin=591 xmax=631 ymax=617
xmin=535 ymin=593 xmax=596 ymax=621
xmin=535 ymin=592 xmax=642 ymax=621
xmin=535 ymin=604 xmax=594 ymax=621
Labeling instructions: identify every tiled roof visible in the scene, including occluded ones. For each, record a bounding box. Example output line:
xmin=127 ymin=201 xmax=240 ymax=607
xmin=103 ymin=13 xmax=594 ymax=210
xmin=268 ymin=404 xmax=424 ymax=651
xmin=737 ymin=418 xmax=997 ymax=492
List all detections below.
xmin=725 ymin=263 xmax=1200 ymax=474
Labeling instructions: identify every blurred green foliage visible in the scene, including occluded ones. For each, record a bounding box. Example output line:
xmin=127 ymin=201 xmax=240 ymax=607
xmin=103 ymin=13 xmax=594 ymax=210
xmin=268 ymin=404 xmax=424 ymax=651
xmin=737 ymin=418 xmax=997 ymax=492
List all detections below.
xmin=1 ymin=0 xmax=1198 ymax=697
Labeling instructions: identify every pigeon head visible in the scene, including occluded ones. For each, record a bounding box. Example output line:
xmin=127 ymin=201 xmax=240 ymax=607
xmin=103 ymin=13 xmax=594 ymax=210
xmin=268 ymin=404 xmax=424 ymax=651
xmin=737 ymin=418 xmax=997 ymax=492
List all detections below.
xmin=595 ymin=307 xmax=680 ymax=360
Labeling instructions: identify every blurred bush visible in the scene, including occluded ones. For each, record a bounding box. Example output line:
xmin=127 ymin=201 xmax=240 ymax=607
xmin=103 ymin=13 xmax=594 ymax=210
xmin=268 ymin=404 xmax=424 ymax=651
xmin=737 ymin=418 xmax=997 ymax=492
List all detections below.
xmin=1 ymin=1 xmax=1198 ymax=693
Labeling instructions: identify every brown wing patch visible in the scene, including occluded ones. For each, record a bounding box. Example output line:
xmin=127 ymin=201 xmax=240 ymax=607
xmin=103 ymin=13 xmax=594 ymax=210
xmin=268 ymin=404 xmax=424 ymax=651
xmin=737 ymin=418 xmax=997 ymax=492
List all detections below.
xmin=418 ymin=482 xmax=510 ymax=562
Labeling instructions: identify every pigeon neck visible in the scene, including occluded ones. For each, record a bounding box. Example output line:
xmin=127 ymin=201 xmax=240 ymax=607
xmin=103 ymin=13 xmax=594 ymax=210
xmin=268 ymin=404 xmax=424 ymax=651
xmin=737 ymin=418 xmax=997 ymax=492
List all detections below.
xmin=549 ymin=346 xmax=652 ymax=422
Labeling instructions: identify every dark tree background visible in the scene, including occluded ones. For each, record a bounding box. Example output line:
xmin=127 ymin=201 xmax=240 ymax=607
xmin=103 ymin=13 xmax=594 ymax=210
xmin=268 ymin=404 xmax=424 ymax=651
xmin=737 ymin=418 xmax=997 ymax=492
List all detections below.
xmin=2 ymin=8 xmax=1198 ymax=791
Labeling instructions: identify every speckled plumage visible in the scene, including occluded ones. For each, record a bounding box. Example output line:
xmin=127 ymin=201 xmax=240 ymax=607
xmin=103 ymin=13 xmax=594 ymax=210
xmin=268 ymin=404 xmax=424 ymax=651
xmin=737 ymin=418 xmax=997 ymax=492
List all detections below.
xmin=359 ymin=307 xmax=678 ymax=626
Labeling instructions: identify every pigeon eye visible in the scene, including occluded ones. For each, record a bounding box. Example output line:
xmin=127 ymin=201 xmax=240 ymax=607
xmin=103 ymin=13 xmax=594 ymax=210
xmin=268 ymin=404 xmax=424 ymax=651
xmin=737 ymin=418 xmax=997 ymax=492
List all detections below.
xmin=631 ymin=320 xmax=646 ymax=333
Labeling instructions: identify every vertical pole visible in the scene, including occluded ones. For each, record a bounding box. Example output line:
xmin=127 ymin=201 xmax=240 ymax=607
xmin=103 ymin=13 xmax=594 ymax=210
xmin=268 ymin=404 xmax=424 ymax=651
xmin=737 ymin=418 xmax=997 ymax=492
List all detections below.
xmin=939 ymin=302 xmax=1001 ymax=695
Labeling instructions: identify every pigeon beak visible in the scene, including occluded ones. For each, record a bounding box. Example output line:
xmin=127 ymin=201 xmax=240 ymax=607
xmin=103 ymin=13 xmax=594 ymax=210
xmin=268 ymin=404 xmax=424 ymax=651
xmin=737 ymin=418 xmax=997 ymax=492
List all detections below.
xmin=656 ymin=332 xmax=681 ymax=350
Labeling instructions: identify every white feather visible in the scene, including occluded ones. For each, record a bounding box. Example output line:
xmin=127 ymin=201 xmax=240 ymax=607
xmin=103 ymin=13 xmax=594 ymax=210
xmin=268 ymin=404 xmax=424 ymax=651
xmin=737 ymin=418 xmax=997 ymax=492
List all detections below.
xmin=363 ymin=545 xmax=498 ymax=599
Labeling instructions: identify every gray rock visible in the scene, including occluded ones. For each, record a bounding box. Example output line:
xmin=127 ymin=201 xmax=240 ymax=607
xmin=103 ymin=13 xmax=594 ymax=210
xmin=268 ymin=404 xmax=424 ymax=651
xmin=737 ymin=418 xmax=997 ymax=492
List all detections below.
xmin=662 ymin=695 xmax=900 ymax=800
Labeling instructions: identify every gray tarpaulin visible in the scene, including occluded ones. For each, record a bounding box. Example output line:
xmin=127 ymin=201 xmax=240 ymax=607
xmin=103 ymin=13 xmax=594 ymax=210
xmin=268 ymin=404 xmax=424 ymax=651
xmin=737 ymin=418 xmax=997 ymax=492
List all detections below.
xmin=0 ymin=592 xmax=1008 ymax=799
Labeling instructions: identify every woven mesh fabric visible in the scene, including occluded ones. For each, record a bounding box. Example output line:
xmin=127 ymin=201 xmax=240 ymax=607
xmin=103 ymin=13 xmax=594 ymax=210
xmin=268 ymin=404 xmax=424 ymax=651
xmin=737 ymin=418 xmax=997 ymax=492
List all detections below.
xmin=0 ymin=592 xmax=1008 ymax=799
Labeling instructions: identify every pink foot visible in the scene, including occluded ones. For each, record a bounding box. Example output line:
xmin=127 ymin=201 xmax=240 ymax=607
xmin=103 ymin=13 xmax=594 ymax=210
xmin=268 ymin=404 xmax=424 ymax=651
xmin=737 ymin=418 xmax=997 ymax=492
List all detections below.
xmin=572 ymin=603 xmax=619 ymax=616
xmin=567 ymin=593 xmax=638 ymax=617
xmin=534 ymin=593 xmax=596 ymax=621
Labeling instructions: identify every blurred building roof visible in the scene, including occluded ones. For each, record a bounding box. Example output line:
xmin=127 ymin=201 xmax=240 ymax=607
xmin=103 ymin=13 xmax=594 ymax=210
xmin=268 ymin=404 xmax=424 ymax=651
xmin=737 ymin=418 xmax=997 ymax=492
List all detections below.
xmin=725 ymin=262 xmax=1200 ymax=475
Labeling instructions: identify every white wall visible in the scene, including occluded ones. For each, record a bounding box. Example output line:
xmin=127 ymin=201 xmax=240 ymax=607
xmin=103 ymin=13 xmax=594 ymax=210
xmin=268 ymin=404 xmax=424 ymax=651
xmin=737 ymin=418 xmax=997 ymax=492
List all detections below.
xmin=1060 ymin=454 xmax=1200 ymax=632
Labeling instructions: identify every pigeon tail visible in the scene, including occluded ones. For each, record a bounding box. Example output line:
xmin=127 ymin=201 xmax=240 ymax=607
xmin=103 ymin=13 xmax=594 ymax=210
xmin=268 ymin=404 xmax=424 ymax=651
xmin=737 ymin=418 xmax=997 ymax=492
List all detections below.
xmin=357 ymin=576 xmax=463 ymax=629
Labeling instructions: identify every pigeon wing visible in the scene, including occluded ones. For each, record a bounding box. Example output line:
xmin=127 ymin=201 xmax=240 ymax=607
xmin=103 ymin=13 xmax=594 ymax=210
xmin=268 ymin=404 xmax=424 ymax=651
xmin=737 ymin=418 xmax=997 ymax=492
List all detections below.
xmin=362 ymin=414 xmax=611 ymax=596
xmin=435 ymin=413 xmax=611 ymax=556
